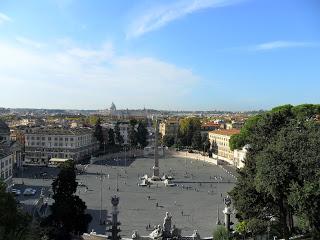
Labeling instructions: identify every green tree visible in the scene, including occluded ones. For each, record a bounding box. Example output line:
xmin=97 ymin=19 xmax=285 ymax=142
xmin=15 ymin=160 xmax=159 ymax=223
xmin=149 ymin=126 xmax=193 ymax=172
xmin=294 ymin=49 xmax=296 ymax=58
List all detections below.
xmin=43 ymin=161 xmax=92 ymax=240
xmin=93 ymin=118 xmax=104 ymax=149
xmin=229 ymin=104 xmax=320 ymax=240
xmin=201 ymin=132 xmax=211 ymax=153
xmin=137 ymin=121 xmax=148 ymax=148
xmin=128 ymin=125 xmax=138 ymax=148
xmin=179 ymin=117 xmax=201 ymax=146
xmin=235 ymin=220 xmax=248 ymax=239
xmin=191 ymin=131 xmax=202 ymax=150
xmin=114 ymin=123 xmax=124 ymax=145
xmin=87 ymin=115 xmax=99 ymax=126
xmin=212 ymin=225 xmax=229 ymax=240
xmin=163 ymin=135 xmax=175 ymax=147
xmin=0 ymin=181 xmax=31 ymax=240
xmin=107 ymin=128 xmax=115 ymax=146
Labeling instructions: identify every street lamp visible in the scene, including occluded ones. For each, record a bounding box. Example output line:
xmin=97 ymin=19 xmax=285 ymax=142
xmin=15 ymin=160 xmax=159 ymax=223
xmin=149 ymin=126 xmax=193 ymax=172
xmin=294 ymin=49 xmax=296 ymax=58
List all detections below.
xmin=97 ymin=164 xmax=105 ymax=225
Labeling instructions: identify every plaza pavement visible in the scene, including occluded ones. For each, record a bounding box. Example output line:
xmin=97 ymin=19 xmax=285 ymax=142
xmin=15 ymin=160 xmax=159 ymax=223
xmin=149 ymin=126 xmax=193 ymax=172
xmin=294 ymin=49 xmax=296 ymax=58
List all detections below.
xmin=13 ymin=156 xmax=236 ymax=238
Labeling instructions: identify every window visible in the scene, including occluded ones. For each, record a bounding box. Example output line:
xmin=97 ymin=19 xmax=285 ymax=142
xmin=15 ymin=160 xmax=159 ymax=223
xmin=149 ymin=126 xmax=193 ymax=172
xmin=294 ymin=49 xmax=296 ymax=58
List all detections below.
xmin=37 ymin=137 xmax=40 ymax=140
xmin=48 ymin=137 xmax=51 ymax=141
xmin=65 ymin=138 xmax=68 ymax=141
xmin=55 ymin=137 xmax=58 ymax=141
xmin=70 ymin=138 xmax=74 ymax=141
xmin=60 ymin=137 xmax=63 ymax=141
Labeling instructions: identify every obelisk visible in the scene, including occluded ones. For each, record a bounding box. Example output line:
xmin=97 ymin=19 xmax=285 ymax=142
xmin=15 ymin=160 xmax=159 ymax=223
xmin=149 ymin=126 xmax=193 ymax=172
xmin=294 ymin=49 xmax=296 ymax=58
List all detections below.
xmin=151 ymin=118 xmax=160 ymax=180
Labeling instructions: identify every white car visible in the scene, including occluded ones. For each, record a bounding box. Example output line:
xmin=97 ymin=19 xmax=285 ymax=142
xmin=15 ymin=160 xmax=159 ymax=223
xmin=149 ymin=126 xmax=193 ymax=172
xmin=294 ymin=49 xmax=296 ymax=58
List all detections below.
xmin=23 ymin=188 xmax=37 ymax=196
xmin=11 ymin=188 xmax=21 ymax=196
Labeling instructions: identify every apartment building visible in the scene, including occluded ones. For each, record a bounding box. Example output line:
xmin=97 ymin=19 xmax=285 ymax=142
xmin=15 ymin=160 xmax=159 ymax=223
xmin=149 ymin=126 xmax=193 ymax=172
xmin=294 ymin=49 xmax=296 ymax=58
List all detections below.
xmin=24 ymin=128 xmax=99 ymax=164
xmin=0 ymin=120 xmax=13 ymax=188
xmin=208 ymin=129 xmax=240 ymax=162
xmin=101 ymin=122 xmax=130 ymax=145
xmin=159 ymin=119 xmax=179 ymax=138
xmin=225 ymin=121 xmax=244 ymax=130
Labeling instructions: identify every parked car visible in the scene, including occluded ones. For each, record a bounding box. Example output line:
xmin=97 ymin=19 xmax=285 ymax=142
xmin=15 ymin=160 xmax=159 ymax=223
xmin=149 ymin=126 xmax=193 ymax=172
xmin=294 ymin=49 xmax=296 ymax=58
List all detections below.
xmin=23 ymin=188 xmax=37 ymax=196
xmin=11 ymin=188 xmax=21 ymax=196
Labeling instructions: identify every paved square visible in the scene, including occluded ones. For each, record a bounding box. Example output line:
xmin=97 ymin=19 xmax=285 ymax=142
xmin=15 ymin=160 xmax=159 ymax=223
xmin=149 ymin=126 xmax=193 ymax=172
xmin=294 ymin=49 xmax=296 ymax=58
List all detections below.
xmin=79 ymin=156 xmax=236 ymax=238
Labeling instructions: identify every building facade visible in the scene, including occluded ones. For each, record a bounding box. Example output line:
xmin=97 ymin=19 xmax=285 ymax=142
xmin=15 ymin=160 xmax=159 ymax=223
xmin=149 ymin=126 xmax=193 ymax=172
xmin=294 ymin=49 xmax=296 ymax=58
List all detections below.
xmin=233 ymin=145 xmax=249 ymax=169
xmin=208 ymin=129 xmax=240 ymax=162
xmin=24 ymin=128 xmax=99 ymax=164
xmin=225 ymin=121 xmax=244 ymax=130
xmin=0 ymin=120 xmax=13 ymax=188
xmin=159 ymin=119 xmax=179 ymax=138
xmin=101 ymin=122 xmax=130 ymax=145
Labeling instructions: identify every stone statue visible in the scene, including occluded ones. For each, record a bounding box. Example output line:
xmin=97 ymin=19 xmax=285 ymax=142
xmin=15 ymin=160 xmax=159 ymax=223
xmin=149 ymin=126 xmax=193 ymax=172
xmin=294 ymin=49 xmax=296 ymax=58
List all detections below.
xmin=163 ymin=212 xmax=172 ymax=236
xmin=224 ymin=195 xmax=232 ymax=207
xmin=191 ymin=230 xmax=200 ymax=240
xmin=149 ymin=225 xmax=163 ymax=239
xmin=132 ymin=230 xmax=140 ymax=240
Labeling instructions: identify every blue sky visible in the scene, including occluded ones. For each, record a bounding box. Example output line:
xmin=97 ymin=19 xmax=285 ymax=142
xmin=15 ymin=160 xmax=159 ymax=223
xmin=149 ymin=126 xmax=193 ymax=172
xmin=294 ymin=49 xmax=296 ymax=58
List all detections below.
xmin=0 ymin=0 xmax=319 ymax=111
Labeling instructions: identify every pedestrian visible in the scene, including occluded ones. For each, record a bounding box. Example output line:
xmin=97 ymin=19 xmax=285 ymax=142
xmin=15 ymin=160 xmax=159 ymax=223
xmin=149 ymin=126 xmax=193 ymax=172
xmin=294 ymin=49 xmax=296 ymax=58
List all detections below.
xmin=156 ymin=202 xmax=158 ymax=207
xmin=181 ymin=211 xmax=183 ymax=216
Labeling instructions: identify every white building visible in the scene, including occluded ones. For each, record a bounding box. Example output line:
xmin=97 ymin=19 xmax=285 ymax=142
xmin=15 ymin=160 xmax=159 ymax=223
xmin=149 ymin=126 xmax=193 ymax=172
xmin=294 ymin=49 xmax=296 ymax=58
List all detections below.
xmin=233 ymin=144 xmax=249 ymax=169
xmin=24 ymin=127 xmax=99 ymax=164
xmin=208 ymin=129 xmax=240 ymax=162
xmin=101 ymin=122 xmax=130 ymax=145
xmin=0 ymin=120 xmax=13 ymax=188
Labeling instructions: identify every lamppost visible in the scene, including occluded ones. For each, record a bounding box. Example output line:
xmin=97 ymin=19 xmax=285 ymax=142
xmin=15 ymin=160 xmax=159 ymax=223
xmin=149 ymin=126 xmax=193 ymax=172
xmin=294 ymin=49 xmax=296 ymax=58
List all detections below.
xmin=21 ymin=153 xmax=25 ymax=185
xmin=115 ymin=158 xmax=119 ymax=192
xmin=97 ymin=163 xmax=105 ymax=225
xmin=124 ymin=145 xmax=127 ymax=168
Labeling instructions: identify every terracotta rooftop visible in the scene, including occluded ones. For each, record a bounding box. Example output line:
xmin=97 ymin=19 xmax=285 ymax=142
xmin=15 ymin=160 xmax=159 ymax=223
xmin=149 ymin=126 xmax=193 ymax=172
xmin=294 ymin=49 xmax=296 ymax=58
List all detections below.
xmin=209 ymin=129 xmax=240 ymax=136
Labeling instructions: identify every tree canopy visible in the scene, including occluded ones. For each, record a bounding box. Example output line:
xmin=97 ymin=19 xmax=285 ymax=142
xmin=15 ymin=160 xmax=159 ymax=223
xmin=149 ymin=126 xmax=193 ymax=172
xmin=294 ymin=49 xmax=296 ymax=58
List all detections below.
xmin=0 ymin=182 xmax=30 ymax=240
xmin=114 ymin=122 xmax=124 ymax=145
xmin=93 ymin=118 xmax=104 ymax=149
xmin=229 ymin=104 xmax=320 ymax=239
xmin=178 ymin=117 xmax=201 ymax=146
xmin=43 ymin=161 xmax=92 ymax=240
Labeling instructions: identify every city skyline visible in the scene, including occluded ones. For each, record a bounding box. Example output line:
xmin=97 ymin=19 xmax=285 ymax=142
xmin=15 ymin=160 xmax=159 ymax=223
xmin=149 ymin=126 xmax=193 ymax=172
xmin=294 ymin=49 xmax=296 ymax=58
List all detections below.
xmin=0 ymin=0 xmax=320 ymax=111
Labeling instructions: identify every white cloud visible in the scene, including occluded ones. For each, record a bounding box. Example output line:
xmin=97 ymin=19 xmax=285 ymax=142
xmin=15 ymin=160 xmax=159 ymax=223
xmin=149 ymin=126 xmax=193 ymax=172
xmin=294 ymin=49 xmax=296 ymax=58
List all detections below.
xmin=0 ymin=41 xmax=199 ymax=109
xmin=127 ymin=0 xmax=243 ymax=38
xmin=16 ymin=36 xmax=46 ymax=49
xmin=252 ymin=41 xmax=318 ymax=51
xmin=0 ymin=12 xmax=11 ymax=24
